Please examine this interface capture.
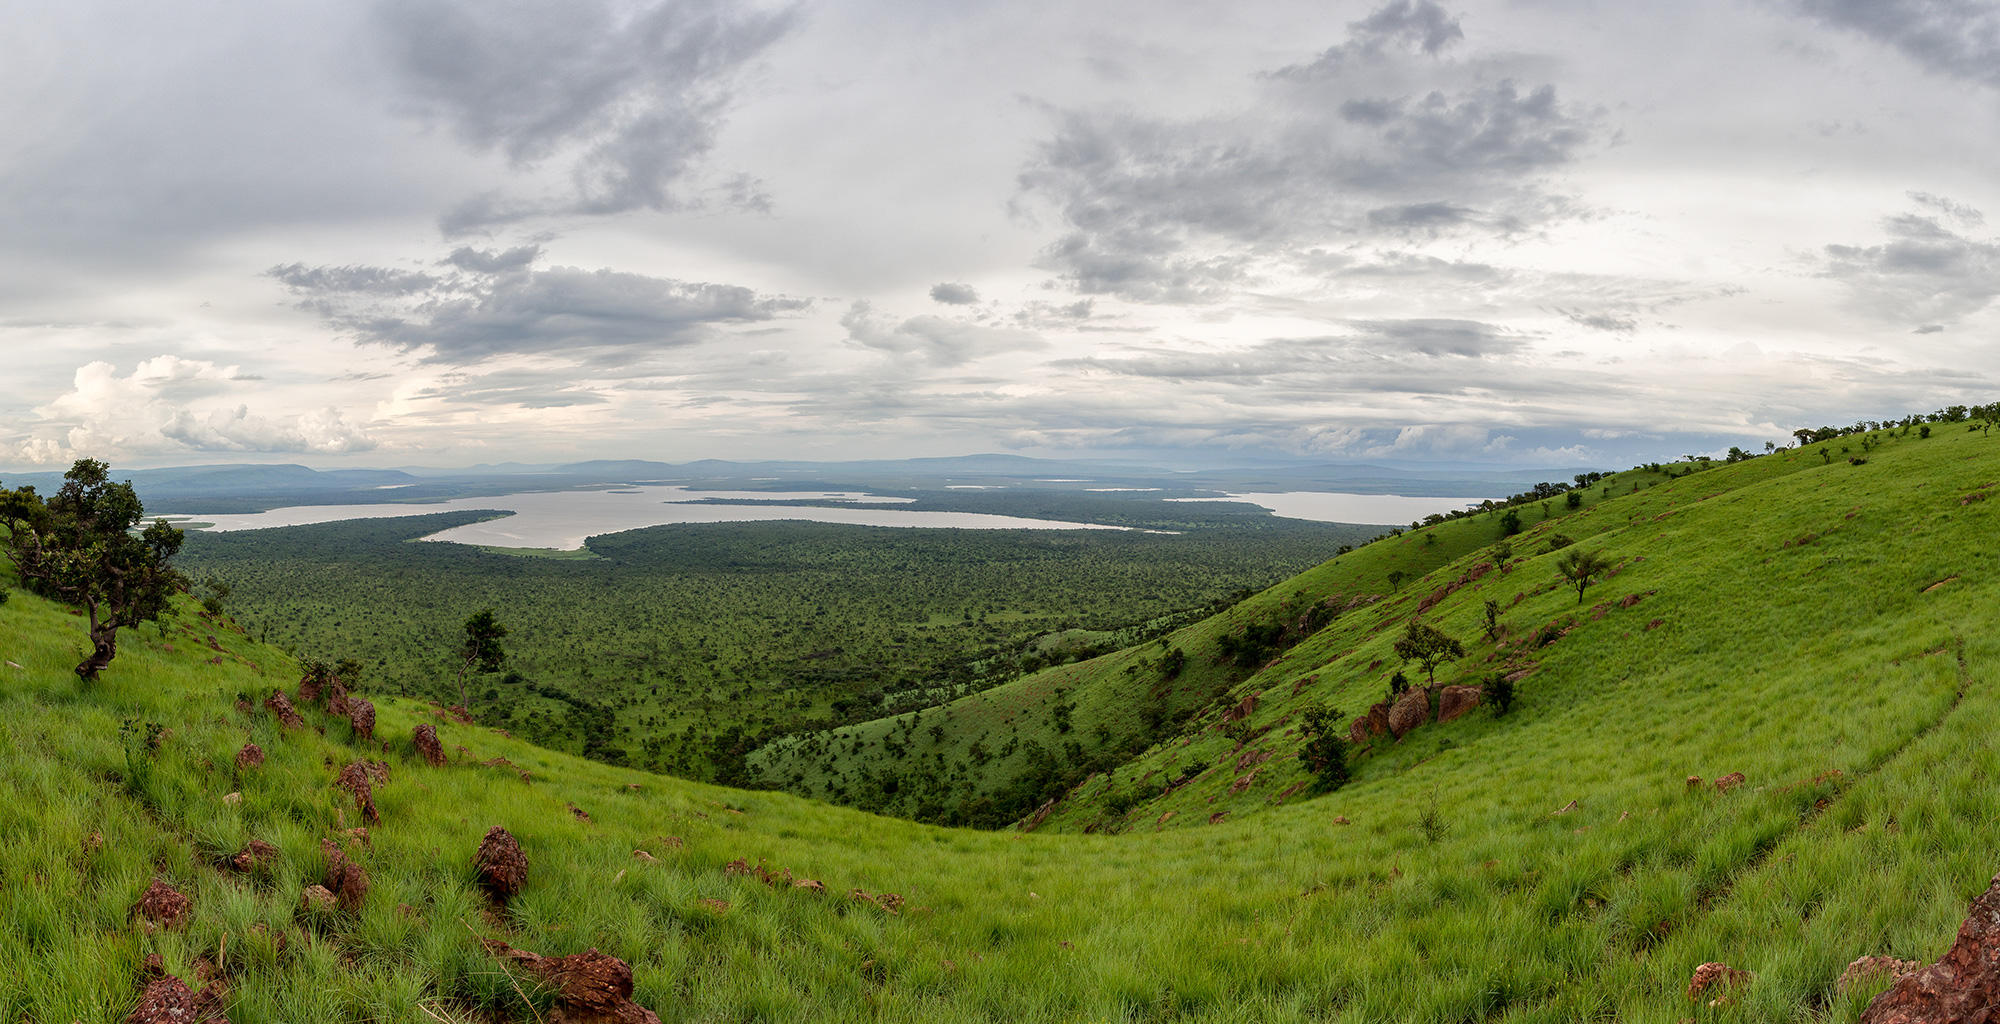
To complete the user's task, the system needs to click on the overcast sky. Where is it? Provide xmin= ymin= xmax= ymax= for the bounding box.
xmin=3 ymin=0 xmax=1997 ymax=471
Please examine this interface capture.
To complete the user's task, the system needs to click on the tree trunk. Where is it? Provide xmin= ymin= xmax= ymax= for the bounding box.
xmin=76 ymin=619 xmax=117 ymax=680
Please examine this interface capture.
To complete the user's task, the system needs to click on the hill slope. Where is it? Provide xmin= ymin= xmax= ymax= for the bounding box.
xmin=3 ymin=426 xmax=2000 ymax=1021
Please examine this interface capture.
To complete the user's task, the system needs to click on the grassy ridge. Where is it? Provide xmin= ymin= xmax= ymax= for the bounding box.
xmin=3 ymin=427 xmax=2000 ymax=1020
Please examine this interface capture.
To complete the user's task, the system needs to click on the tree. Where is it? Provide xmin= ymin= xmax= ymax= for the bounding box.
xmin=1393 ymin=620 xmax=1465 ymax=687
xmin=1482 ymin=599 xmax=1502 ymax=642
xmin=1555 ymin=548 xmax=1611 ymax=605
xmin=1 ymin=460 xmax=187 ymax=680
xmin=457 ymin=607 xmax=509 ymax=706
xmin=1386 ymin=570 xmax=1407 ymax=592
xmin=1297 ymin=705 xmax=1350 ymax=792
xmin=1498 ymin=509 xmax=1522 ymax=537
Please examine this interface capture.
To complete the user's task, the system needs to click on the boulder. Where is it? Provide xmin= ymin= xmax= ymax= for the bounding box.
xmin=264 ymin=689 xmax=305 ymax=729
xmin=133 ymin=877 xmax=191 ymax=928
xmin=1714 ymin=771 xmax=1746 ymax=793
xmin=413 ymin=724 xmax=446 ymax=767
xmin=1437 ymin=685 xmax=1483 ymax=723
xmin=234 ymin=742 xmax=263 ymax=770
xmin=127 ymin=955 xmax=228 ymax=1024
xmin=1365 ymin=701 xmax=1393 ymax=737
xmin=1348 ymin=717 xmax=1370 ymax=744
xmin=1387 ymin=686 xmax=1430 ymax=738
xmin=475 ymin=826 xmax=529 ymax=904
xmin=334 ymin=762 xmax=380 ymax=824
xmin=346 ymin=697 xmax=375 ymax=740
xmin=228 ymin=839 xmax=278 ymax=873
xmin=320 ymin=838 xmax=369 ymax=912
xmin=1861 ymin=873 xmax=2000 ymax=1022
xmin=488 ymin=943 xmax=662 ymax=1024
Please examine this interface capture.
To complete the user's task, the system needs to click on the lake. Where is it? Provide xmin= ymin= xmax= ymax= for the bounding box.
xmin=1172 ymin=491 xmax=1494 ymax=525
xmin=168 ymin=486 xmax=1125 ymax=551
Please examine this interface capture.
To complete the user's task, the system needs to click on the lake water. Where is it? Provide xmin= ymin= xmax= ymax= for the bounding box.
xmin=169 ymin=485 xmax=1124 ymax=551
xmin=1172 ymin=491 xmax=1494 ymax=525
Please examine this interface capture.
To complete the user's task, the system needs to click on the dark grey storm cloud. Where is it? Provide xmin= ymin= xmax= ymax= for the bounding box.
xmin=929 ymin=282 xmax=981 ymax=305
xmin=270 ymin=248 xmax=810 ymax=361
xmin=1796 ymin=0 xmax=2000 ymax=89
xmin=1016 ymin=1 xmax=1594 ymax=302
xmin=1819 ymin=196 xmax=2000 ymax=324
xmin=377 ymin=0 xmax=795 ymax=232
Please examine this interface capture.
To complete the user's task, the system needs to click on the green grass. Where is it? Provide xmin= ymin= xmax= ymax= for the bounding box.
xmin=4 ymin=425 xmax=2000 ymax=1020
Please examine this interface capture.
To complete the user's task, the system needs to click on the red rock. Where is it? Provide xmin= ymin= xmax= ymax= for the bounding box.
xmin=133 ymin=877 xmax=191 ymax=927
xmin=1714 ymin=771 xmax=1746 ymax=793
xmin=1365 ymin=700 xmax=1393 ymax=737
xmin=264 ymin=690 xmax=305 ymax=729
xmin=234 ymin=742 xmax=263 ymax=770
xmin=1387 ymin=686 xmax=1430 ymax=738
xmin=126 ymin=964 xmax=228 ymax=1024
xmin=334 ymin=762 xmax=380 ymax=824
xmin=447 ymin=705 xmax=475 ymax=725
xmin=1620 ymin=593 xmax=1644 ymax=609
xmin=1437 ymin=685 xmax=1483 ymax=723
xmin=1841 ymin=956 xmax=1921 ymax=994
xmin=413 ymin=724 xmax=445 ymax=767
xmin=1861 ymin=874 xmax=2000 ymax=1022
xmin=228 ymin=839 xmax=278 ymax=873
xmin=320 ymin=838 xmax=369 ymax=912
xmin=1208 ymin=811 xmax=1228 ymax=825
xmin=1646 ymin=618 xmax=1665 ymax=630
xmin=475 ymin=826 xmax=529 ymax=904
xmin=1687 ymin=961 xmax=1754 ymax=1003
xmin=1348 ymin=717 xmax=1370 ymax=744
xmin=1222 ymin=693 xmax=1259 ymax=723
xmin=346 ymin=697 xmax=375 ymax=740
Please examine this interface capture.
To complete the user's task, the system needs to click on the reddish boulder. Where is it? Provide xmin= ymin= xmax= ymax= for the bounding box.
xmin=1437 ymin=685 xmax=1483 ymax=723
xmin=346 ymin=697 xmax=375 ymax=740
xmin=1348 ymin=717 xmax=1370 ymax=744
xmin=487 ymin=943 xmax=661 ymax=1024
xmin=228 ymin=839 xmax=278 ymax=873
xmin=1620 ymin=593 xmax=1645 ymax=609
xmin=475 ymin=826 xmax=529 ymax=904
xmin=1714 ymin=771 xmax=1746 ymax=793
xmin=1387 ymin=686 xmax=1430 ymax=738
xmin=413 ymin=724 xmax=446 ymax=767
xmin=1861 ymin=873 xmax=2000 ymax=1022
xmin=334 ymin=762 xmax=380 ymax=824
xmin=234 ymin=742 xmax=263 ymax=770
xmin=133 ymin=877 xmax=191 ymax=928
xmin=296 ymin=673 xmax=323 ymax=708
xmin=1222 ymin=693 xmax=1259 ymax=723
xmin=263 ymin=690 xmax=305 ymax=729
xmin=1365 ymin=701 xmax=1393 ymax=737
xmin=447 ymin=705 xmax=475 ymax=725
xmin=320 ymin=838 xmax=369 ymax=912
xmin=127 ymin=955 xmax=228 ymax=1024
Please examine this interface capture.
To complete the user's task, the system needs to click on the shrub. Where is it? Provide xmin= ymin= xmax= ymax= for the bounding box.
xmin=1487 ymin=673 xmax=1516 ymax=716
xmin=1298 ymin=705 xmax=1350 ymax=792
xmin=1565 ymin=491 xmax=1582 ymax=509
xmin=1499 ymin=509 xmax=1522 ymax=537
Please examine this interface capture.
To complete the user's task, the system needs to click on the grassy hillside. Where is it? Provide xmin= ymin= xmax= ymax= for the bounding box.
xmin=4 ymin=425 xmax=2000 ymax=1021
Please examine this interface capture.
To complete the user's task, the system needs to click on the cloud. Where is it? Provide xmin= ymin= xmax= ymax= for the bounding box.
xmin=1795 ymin=0 xmax=2000 ymax=90
xmin=270 ymin=248 xmax=810 ymax=362
xmin=1818 ymin=197 xmax=2000 ymax=324
xmin=840 ymin=301 xmax=1048 ymax=366
xmin=1015 ymin=1 xmax=1595 ymax=302
xmin=376 ymin=0 xmax=797 ymax=231
xmin=929 ymin=282 xmax=981 ymax=305
xmin=21 ymin=358 xmax=378 ymax=460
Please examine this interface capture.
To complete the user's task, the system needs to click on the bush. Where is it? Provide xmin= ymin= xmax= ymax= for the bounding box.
xmin=1487 ymin=674 xmax=1516 ymax=716
xmin=1499 ymin=509 xmax=1522 ymax=537
xmin=1565 ymin=491 xmax=1582 ymax=509
xmin=1298 ymin=705 xmax=1350 ymax=792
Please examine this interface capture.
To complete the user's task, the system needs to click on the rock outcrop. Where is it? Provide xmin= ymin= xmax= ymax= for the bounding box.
xmin=487 ymin=942 xmax=662 ymax=1024
xmin=1387 ymin=686 xmax=1430 ymax=738
xmin=1437 ymin=685 xmax=1483 ymax=723
xmin=346 ymin=697 xmax=375 ymax=740
xmin=133 ymin=877 xmax=191 ymax=928
xmin=334 ymin=761 xmax=380 ymax=824
xmin=413 ymin=723 xmax=446 ymax=767
xmin=1365 ymin=701 xmax=1393 ymax=737
xmin=227 ymin=839 xmax=278 ymax=873
xmin=264 ymin=689 xmax=305 ymax=729
xmin=234 ymin=742 xmax=263 ymax=770
xmin=321 ymin=838 xmax=369 ymax=912
xmin=1861 ymin=873 xmax=2000 ymax=1022
xmin=128 ymin=954 xmax=228 ymax=1024
xmin=475 ymin=826 xmax=529 ymax=904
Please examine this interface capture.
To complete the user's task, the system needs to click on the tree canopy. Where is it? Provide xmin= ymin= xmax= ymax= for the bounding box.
xmin=1392 ymin=620 xmax=1464 ymax=687
xmin=1555 ymin=548 xmax=1612 ymax=605
xmin=1 ymin=459 xmax=186 ymax=679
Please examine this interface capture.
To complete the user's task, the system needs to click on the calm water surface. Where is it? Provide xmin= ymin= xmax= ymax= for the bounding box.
xmin=170 ymin=486 xmax=1123 ymax=550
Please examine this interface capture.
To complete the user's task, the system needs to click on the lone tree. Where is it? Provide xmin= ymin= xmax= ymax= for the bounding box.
xmin=1393 ymin=620 xmax=1465 ymax=687
xmin=457 ymin=607 xmax=509 ymax=706
xmin=1555 ymin=547 xmax=1612 ymax=604
xmin=1 ymin=459 xmax=186 ymax=680
xmin=1297 ymin=705 xmax=1350 ymax=792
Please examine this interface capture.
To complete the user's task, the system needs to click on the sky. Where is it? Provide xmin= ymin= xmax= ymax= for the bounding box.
xmin=3 ymin=0 xmax=1998 ymax=472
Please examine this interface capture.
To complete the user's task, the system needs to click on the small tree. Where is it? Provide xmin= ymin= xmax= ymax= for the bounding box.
xmin=1 ymin=460 xmax=186 ymax=680
xmin=1393 ymin=621 xmax=1465 ymax=687
xmin=1298 ymin=705 xmax=1351 ymax=792
xmin=1555 ymin=548 xmax=1611 ymax=604
xmin=1387 ymin=570 xmax=1407 ymax=592
xmin=457 ymin=607 xmax=509 ymax=706
xmin=1482 ymin=599 xmax=1502 ymax=642
xmin=1498 ymin=509 xmax=1522 ymax=537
